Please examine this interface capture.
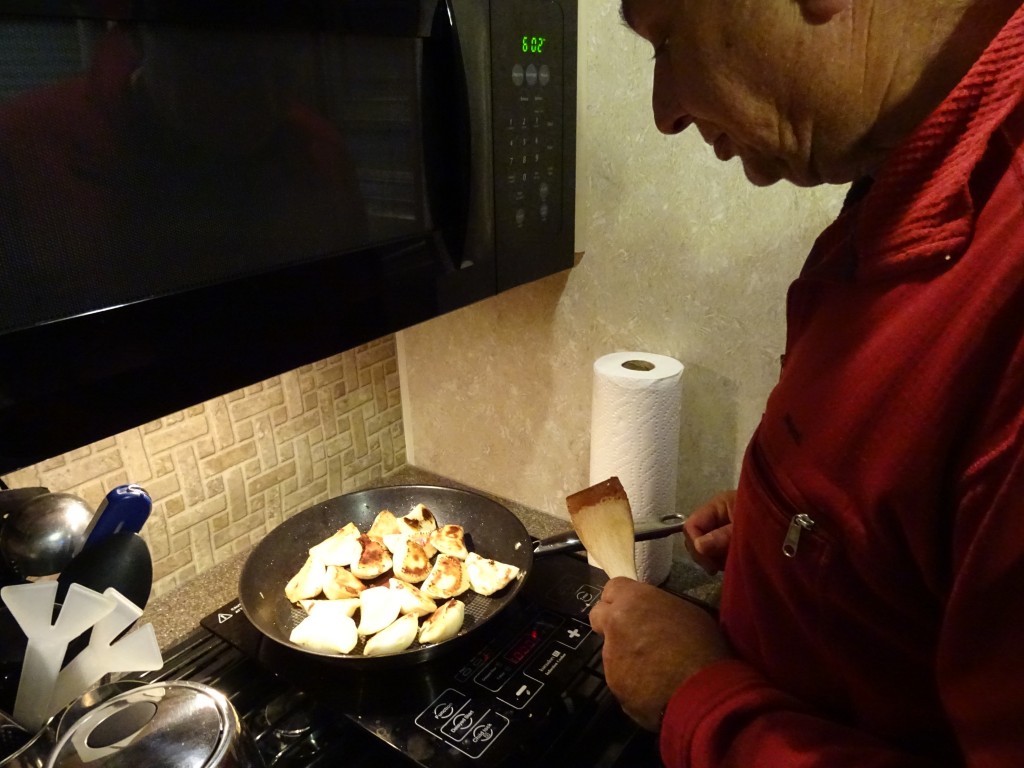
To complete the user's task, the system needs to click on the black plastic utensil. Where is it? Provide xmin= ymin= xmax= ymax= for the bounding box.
xmin=55 ymin=532 xmax=153 ymax=669
xmin=56 ymin=532 xmax=152 ymax=610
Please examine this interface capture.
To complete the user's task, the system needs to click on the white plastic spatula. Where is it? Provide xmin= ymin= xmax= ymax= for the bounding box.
xmin=1 ymin=581 xmax=116 ymax=731
xmin=48 ymin=588 xmax=163 ymax=715
xmin=565 ymin=476 xmax=638 ymax=580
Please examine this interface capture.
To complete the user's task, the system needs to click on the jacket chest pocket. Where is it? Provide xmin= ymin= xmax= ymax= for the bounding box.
xmin=721 ymin=438 xmax=843 ymax=706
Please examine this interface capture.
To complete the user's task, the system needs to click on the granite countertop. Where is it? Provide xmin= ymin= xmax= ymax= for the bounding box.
xmin=142 ymin=465 xmax=722 ymax=650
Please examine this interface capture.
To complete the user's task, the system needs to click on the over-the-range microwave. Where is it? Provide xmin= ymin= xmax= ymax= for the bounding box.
xmin=0 ymin=0 xmax=578 ymax=474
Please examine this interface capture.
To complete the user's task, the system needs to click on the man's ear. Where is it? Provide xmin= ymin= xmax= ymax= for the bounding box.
xmin=798 ymin=0 xmax=852 ymax=24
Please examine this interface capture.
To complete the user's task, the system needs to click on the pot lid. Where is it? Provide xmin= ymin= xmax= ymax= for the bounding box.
xmin=48 ymin=681 xmax=232 ymax=768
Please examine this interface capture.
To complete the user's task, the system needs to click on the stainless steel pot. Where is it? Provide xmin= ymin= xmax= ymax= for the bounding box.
xmin=45 ymin=681 xmax=263 ymax=768
xmin=0 ymin=712 xmax=55 ymax=768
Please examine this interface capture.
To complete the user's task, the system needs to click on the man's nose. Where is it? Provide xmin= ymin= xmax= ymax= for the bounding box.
xmin=652 ymin=70 xmax=691 ymax=135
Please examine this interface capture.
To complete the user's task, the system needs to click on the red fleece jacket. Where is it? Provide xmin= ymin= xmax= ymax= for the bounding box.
xmin=661 ymin=7 xmax=1024 ymax=767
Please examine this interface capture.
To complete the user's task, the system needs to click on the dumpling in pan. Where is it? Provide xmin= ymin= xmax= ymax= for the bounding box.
xmin=350 ymin=535 xmax=393 ymax=580
xmin=367 ymin=509 xmax=401 ymax=539
xmin=364 ymin=613 xmax=420 ymax=657
xmin=418 ymin=599 xmax=465 ymax=645
xmin=421 ymin=554 xmax=470 ymax=600
xmin=289 ymin=601 xmax=358 ymax=654
xmin=298 ymin=597 xmax=359 ymax=616
xmin=397 ymin=503 xmax=438 ymax=536
xmin=383 ymin=532 xmax=437 ymax=560
xmin=428 ymin=524 xmax=469 ymax=560
xmin=322 ymin=566 xmax=367 ymax=600
xmin=465 ymin=552 xmax=521 ymax=596
xmin=357 ymin=585 xmax=402 ymax=636
xmin=391 ymin=536 xmax=432 ymax=583
xmin=309 ymin=523 xmax=361 ymax=566
xmin=285 ymin=556 xmax=326 ymax=602
xmin=308 ymin=597 xmax=359 ymax=620
xmin=388 ymin=578 xmax=437 ymax=618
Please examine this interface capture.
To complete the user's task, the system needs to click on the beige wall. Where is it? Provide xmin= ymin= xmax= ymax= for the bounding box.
xmin=397 ymin=3 xmax=849 ymax=521
xmin=3 ymin=337 xmax=406 ymax=597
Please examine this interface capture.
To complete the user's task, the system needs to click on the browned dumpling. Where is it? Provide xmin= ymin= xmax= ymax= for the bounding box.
xmin=309 ymin=522 xmax=361 ymax=566
xmin=428 ymin=524 xmax=469 ymax=560
xmin=350 ymin=534 xmax=393 ymax=580
xmin=421 ymin=554 xmax=470 ymax=600
xmin=391 ymin=536 xmax=432 ymax=583
xmin=465 ymin=552 xmax=521 ymax=596
xmin=285 ymin=556 xmax=326 ymax=602
xmin=367 ymin=509 xmax=401 ymax=539
xmin=397 ymin=503 xmax=438 ymax=536
xmin=384 ymin=532 xmax=437 ymax=560
xmin=322 ymin=565 xmax=367 ymax=600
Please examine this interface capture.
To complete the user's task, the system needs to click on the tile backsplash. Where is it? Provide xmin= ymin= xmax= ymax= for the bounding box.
xmin=2 ymin=336 xmax=406 ymax=597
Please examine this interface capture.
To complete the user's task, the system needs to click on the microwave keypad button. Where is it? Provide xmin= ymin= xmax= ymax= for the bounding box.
xmin=491 ymin=0 xmax=566 ymax=258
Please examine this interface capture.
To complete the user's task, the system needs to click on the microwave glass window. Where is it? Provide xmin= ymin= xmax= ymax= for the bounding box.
xmin=0 ymin=18 xmax=427 ymax=335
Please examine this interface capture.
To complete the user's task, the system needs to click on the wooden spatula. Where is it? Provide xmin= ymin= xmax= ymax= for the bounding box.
xmin=565 ymin=476 xmax=638 ymax=580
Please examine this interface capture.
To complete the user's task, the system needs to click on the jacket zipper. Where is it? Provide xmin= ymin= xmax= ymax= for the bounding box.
xmin=782 ymin=513 xmax=816 ymax=557
xmin=749 ymin=439 xmax=818 ymax=558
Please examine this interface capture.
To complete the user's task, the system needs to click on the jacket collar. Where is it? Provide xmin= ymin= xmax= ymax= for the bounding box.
xmin=810 ymin=4 xmax=1024 ymax=282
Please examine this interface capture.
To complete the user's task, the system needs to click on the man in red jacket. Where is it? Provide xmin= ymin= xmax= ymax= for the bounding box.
xmin=590 ymin=0 xmax=1024 ymax=765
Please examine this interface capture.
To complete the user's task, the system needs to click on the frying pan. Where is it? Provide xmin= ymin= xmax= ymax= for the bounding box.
xmin=239 ymin=484 xmax=684 ymax=669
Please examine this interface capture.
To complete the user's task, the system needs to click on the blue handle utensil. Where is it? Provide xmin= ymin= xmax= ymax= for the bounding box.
xmin=80 ymin=485 xmax=152 ymax=552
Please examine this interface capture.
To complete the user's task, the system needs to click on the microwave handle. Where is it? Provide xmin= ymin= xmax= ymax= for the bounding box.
xmin=429 ymin=0 xmax=494 ymax=273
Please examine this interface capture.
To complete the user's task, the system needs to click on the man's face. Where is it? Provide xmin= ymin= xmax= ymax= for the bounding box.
xmin=620 ymin=0 xmax=823 ymax=187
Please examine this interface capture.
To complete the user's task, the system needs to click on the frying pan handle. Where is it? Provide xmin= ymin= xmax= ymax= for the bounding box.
xmin=532 ymin=514 xmax=687 ymax=557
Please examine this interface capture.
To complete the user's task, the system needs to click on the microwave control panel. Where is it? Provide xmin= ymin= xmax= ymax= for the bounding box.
xmin=491 ymin=0 xmax=573 ymax=290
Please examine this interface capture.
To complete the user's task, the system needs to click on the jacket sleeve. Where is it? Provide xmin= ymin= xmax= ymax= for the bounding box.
xmin=659 ymin=660 xmax=938 ymax=768
xmin=937 ymin=331 xmax=1024 ymax=767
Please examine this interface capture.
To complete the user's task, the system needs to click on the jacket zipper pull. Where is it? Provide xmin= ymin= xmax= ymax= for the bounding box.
xmin=783 ymin=513 xmax=815 ymax=557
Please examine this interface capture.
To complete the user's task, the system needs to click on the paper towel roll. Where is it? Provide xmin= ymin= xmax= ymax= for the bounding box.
xmin=589 ymin=351 xmax=684 ymax=584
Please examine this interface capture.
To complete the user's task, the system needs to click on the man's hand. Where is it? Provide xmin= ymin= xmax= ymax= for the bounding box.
xmin=589 ymin=578 xmax=732 ymax=731
xmin=683 ymin=490 xmax=736 ymax=574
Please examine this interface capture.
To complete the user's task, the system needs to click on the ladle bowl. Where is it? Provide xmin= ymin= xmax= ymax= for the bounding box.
xmin=0 ymin=494 xmax=93 ymax=578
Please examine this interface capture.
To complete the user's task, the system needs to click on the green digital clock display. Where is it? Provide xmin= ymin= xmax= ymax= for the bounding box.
xmin=522 ymin=35 xmax=546 ymax=54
